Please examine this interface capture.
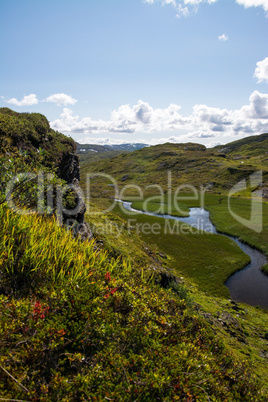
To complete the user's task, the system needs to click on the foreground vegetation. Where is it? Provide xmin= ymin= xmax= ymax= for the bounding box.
xmin=1 ymin=203 xmax=267 ymax=400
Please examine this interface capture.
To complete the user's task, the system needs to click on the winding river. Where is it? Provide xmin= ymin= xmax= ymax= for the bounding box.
xmin=120 ymin=200 xmax=268 ymax=310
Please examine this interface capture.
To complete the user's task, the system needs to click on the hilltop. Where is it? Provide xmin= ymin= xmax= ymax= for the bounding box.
xmin=80 ymin=135 xmax=268 ymax=194
xmin=0 ymin=107 xmax=79 ymax=183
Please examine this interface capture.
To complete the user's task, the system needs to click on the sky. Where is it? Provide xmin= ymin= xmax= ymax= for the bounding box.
xmin=0 ymin=0 xmax=268 ymax=147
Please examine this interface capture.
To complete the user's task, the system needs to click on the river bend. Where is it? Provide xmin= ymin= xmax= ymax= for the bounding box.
xmin=119 ymin=200 xmax=268 ymax=310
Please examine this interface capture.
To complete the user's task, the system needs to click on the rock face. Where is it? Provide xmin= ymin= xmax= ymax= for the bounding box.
xmin=57 ymin=153 xmax=80 ymax=183
xmin=56 ymin=152 xmax=93 ymax=241
xmin=62 ymin=178 xmax=93 ymax=242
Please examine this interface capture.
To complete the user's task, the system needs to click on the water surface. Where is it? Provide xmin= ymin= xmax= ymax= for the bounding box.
xmin=119 ymin=200 xmax=268 ymax=309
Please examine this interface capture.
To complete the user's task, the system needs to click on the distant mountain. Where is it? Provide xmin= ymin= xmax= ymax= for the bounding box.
xmin=76 ymin=142 xmax=148 ymax=154
xmin=76 ymin=142 xmax=149 ymax=165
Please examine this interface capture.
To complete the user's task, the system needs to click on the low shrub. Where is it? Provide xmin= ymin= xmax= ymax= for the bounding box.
xmin=0 ymin=204 xmax=265 ymax=400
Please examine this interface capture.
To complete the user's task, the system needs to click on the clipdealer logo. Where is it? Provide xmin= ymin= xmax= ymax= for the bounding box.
xmin=228 ymin=171 xmax=263 ymax=233
xmin=4 ymin=170 xmax=265 ymax=234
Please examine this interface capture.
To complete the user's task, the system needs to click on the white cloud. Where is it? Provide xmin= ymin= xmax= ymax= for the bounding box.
xmin=254 ymin=57 xmax=268 ymax=83
xmin=218 ymin=33 xmax=228 ymax=41
xmin=51 ymin=108 xmax=109 ymax=133
xmin=144 ymin=0 xmax=218 ymax=17
xmin=44 ymin=93 xmax=77 ymax=106
xmin=241 ymin=90 xmax=268 ymax=118
xmin=78 ymin=137 xmax=149 ymax=146
xmin=144 ymin=0 xmax=268 ymax=16
xmin=50 ymin=91 xmax=268 ymax=145
xmin=235 ymin=0 xmax=268 ymax=12
xmin=6 ymin=94 xmax=38 ymax=107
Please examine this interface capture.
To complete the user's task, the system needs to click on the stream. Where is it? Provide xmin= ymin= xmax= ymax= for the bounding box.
xmin=119 ymin=200 xmax=268 ymax=310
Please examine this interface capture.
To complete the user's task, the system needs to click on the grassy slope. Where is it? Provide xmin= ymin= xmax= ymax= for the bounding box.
xmin=78 ymin=148 xmax=124 ymax=166
xmin=78 ymin=134 xmax=268 ymax=396
xmin=2 ymin=203 xmax=267 ymax=400
xmin=77 ymin=143 xmax=148 ymax=166
xmin=84 ymin=199 xmax=268 ymax=393
xmin=0 ymin=107 xmax=77 ymax=177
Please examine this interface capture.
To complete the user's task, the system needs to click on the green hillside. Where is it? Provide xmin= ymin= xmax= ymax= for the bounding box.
xmin=0 ymin=107 xmax=78 ymax=183
xmin=80 ymin=136 xmax=268 ymax=195
xmin=1 ymin=202 xmax=267 ymax=400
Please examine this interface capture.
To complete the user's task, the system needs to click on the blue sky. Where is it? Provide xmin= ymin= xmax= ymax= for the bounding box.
xmin=1 ymin=0 xmax=268 ymax=146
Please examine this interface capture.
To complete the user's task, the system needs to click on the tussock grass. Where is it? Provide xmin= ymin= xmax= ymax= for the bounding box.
xmin=0 ymin=204 xmax=127 ymax=294
xmin=0 ymin=203 xmax=266 ymax=400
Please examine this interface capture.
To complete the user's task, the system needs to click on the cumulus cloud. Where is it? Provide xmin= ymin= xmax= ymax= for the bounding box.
xmin=241 ymin=90 xmax=268 ymax=118
xmin=51 ymin=108 xmax=109 ymax=134
xmin=78 ymin=137 xmax=149 ymax=146
xmin=218 ymin=33 xmax=228 ymax=41
xmin=6 ymin=94 xmax=38 ymax=107
xmin=44 ymin=93 xmax=77 ymax=106
xmin=254 ymin=57 xmax=268 ymax=83
xmin=50 ymin=91 xmax=268 ymax=145
xmin=144 ymin=0 xmax=268 ymax=15
xmin=235 ymin=0 xmax=268 ymax=12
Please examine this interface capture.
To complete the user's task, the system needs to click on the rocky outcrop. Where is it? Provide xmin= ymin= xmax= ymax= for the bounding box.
xmin=62 ymin=178 xmax=93 ymax=242
xmin=57 ymin=153 xmax=80 ymax=183
xmin=56 ymin=152 xmax=93 ymax=241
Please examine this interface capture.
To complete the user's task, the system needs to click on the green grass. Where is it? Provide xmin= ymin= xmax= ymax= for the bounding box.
xmin=1 ymin=111 xmax=268 ymax=399
xmin=0 ymin=204 xmax=124 ymax=294
xmin=0 ymin=107 xmax=77 ymax=178
xmin=85 ymin=198 xmax=268 ymax=388
xmin=128 ymin=192 xmax=268 ymax=257
xmin=111 ymin=191 xmax=268 ymax=308
xmin=261 ymin=264 xmax=268 ymax=276
xmin=1 ymin=203 xmax=266 ymax=400
xmin=113 ymin=203 xmax=250 ymax=299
